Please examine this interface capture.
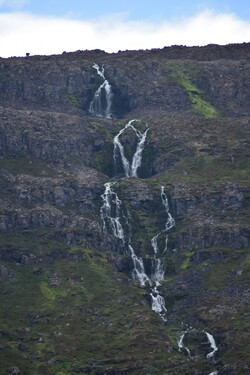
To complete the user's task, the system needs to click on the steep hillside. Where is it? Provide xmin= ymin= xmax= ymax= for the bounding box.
xmin=0 ymin=43 xmax=249 ymax=375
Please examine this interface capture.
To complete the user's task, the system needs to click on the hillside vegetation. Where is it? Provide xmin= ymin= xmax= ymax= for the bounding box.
xmin=0 ymin=43 xmax=249 ymax=375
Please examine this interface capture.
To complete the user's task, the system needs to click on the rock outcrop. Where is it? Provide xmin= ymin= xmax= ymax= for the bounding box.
xmin=0 ymin=43 xmax=249 ymax=375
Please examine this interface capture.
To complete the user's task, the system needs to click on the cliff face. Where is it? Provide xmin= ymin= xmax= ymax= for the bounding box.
xmin=0 ymin=44 xmax=249 ymax=375
xmin=1 ymin=43 xmax=250 ymax=117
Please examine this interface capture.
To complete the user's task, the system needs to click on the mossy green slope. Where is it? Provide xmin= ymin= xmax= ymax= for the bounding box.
xmin=0 ymin=237 xmax=188 ymax=375
xmin=167 ymin=61 xmax=220 ymax=118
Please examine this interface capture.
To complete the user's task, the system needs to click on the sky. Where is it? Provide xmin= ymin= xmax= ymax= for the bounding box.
xmin=0 ymin=0 xmax=250 ymax=57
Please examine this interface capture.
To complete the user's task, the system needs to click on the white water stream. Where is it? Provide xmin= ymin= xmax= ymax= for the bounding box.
xmin=100 ymin=182 xmax=125 ymax=243
xmin=177 ymin=329 xmax=218 ymax=363
xmin=129 ymin=244 xmax=151 ymax=287
xmin=100 ymin=118 xmax=220 ymax=366
xmin=100 ymin=182 xmax=150 ymax=287
xmin=113 ymin=119 xmax=149 ymax=177
xmin=89 ymin=63 xmax=113 ymax=118
xmin=100 ymin=182 xmax=174 ymax=321
xmin=205 ymin=331 xmax=219 ymax=359
xmin=148 ymin=186 xmax=176 ymax=320
xmin=161 ymin=186 xmax=175 ymax=231
xmin=177 ymin=332 xmax=192 ymax=358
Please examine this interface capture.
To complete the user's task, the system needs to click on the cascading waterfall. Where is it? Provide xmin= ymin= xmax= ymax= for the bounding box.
xmin=100 ymin=182 xmax=125 ymax=243
xmin=177 ymin=330 xmax=218 ymax=362
xmin=100 ymin=182 xmax=150 ymax=287
xmin=150 ymin=267 xmax=167 ymax=318
xmin=149 ymin=186 xmax=176 ymax=320
xmin=89 ymin=63 xmax=113 ymax=118
xmin=151 ymin=258 xmax=165 ymax=284
xmin=177 ymin=332 xmax=192 ymax=358
xmin=205 ymin=331 xmax=218 ymax=359
xmin=113 ymin=119 xmax=149 ymax=177
xmin=151 ymin=233 xmax=160 ymax=255
xmin=151 ymin=288 xmax=167 ymax=315
xmin=129 ymin=245 xmax=151 ymax=287
xmin=161 ymin=185 xmax=175 ymax=231
xmin=99 ymin=116 xmax=220 ymax=365
xmin=100 ymin=181 xmax=175 ymax=321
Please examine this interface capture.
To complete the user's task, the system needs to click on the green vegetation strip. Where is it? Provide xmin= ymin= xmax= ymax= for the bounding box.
xmin=168 ymin=62 xmax=219 ymax=118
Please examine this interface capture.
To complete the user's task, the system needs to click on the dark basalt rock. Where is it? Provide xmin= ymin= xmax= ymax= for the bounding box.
xmin=0 ymin=43 xmax=249 ymax=375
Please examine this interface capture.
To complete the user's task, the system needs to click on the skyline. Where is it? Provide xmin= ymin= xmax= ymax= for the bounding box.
xmin=0 ymin=0 xmax=250 ymax=57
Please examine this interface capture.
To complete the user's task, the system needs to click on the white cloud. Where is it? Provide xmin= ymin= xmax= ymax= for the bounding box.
xmin=0 ymin=9 xmax=250 ymax=57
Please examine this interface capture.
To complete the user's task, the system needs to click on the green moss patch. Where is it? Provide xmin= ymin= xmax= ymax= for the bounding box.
xmin=181 ymin=250 xmax=195 ymax=271
xmin=68 ymin=94 xmax=80 ymax=108
xmin=167 ymin=62 xmax=220 ymax=118
xmin=0 ymin=156 xmax=54 ymax=177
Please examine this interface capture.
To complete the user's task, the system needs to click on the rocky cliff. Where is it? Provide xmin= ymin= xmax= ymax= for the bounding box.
xmin=0 ymin=43 xmax=249 ymax=375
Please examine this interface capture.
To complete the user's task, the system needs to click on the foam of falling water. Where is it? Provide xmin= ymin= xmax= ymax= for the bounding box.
xmin=92 ymin=63 xmax=105 ymax=80
xmin=150 ymin=254 xmax=166 ymax=318
xmin=176 ymin=330 xmax=219 ymax=363
xmin=150 ymin=287 xmax=167 ymax=317
xmin=170 ymin=188 xmax=219 ymax=364
xmin=151 ymin=188 xmax=175 ymax=253
xmin=100 ymin=183 xmax=151 ymax=287
xmin=131 ymin=125 xmax=150 ymax=177
xmin=161 ymin=186 xmax=175 ymax=231
xmin=113 ymin=124 xmax=131 ymax=177
xmin=161 ymin=186 xmax=175 ymax=254
xmin=99 ymin=119 xmax=221 ymax=366
xmin=151 ymin=233 xmax=160 ymax=255
xmin=100 ymin=182 xmax=125 ymax=243
xmin=150 ymin=284 xmax=167 ymax=320
xmin=89 ymin=63 xmax=113 ymax=118
xmin=205 ymin=332 xmax=218 ymax=359
xmin=100 ymin=183 xmax=176 ymax=322
xmin=148 ymin=187 xmax=175 ymax=320
xmin=163 ymin=236 xmax=168 ymax=253
xmin=177 ymin=332 xmax=192 ymax=358
xmin=113 ymin=119 xmax=149 ymax=177
xmin=129 ymin=245 xmax=151 ymax=287
xmin=151 ymin=258 xmax=165 ymax=285
xmin=208 ymin=371 xmax=219 ymax=375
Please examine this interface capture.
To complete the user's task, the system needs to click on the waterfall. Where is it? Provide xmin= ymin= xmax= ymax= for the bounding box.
xmin=150 ymin=287 xmax=167 ymax=315
xmin=150 ymin=256 xmax=167 ymax=320
xmin=100 ymin=153 xmax=220 ymax=364
xmin=100 ymin=182 xmax=150 ymax=287
xmin=151 ymin=258 xmax=165 ymax=285
xmin=161 ymin=185 xmax=175 ymax=231
xmin=151 ymin=233 xmax=160 ymax=254
xmin=161 ymin=185 xmax=175 ymax=254
xmin=151 ymin=186 xmax=175 ymax=256
xmin=177 ymin=332 xmax=192 ymax=358
xmin=133 ymin=186 xmax=175 ymax=320
xmin=100 ymin=182 xmax=125 ymax=243
xmin=113 ymin=119 xmax=149 ymax=177
xmin=205 ymin=332 xmax=218 ymax=359
xmin=100 ymin=182 xmax=175 ymax=320
xmin=129 ymin=245 xmax=151 ymax=287
xmin=89 ymin=63 xmax=113 ymax=119
xmin=177 ymin=330 xmax=218 ymax=362
xmin=99 ymin=121 xmax=220 ymax=364
xmin=148 ymin=186 xmax=176 ymax=320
